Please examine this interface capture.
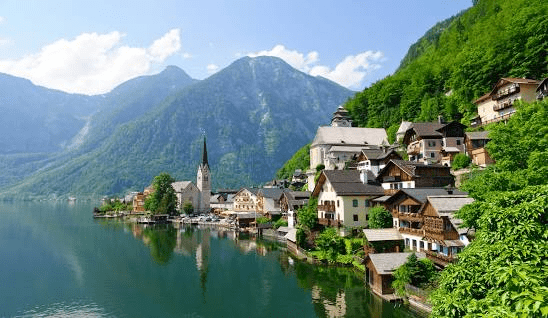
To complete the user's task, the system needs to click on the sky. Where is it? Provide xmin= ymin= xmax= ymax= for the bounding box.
xmin=0 ymin=0 xmax=472 ymax=95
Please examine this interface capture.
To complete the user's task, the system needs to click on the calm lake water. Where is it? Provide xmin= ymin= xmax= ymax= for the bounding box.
xmin=0 ymin=201 xmax=424 ymax=318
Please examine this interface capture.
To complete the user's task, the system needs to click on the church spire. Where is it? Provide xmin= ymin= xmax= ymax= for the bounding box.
xmin=201 ymin=137 xmax=208 ymax=167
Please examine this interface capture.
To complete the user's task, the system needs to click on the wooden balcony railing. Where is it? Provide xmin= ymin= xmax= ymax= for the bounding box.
xmin=493 ymin=84 xmax=519 ymax=100
xmin=424 ymin=250 xmax=455 ymax=267
xmin=399 ymin=227 xmax=424 ymax=236
xmin=318 ymin=218 xmax=341 ymax=227
xmin=493 ymin=99 xmax=515 ymax=111
xmin=317 ymin=204 xmax=335 ymax=212
xmin=480 ymin=112 xmax=515 ymax=126
xmin=397 ymin=212 xmax=422 ymax=223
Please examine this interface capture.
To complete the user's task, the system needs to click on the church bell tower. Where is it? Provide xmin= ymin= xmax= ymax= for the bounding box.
xmin=197 ymin=137 xmax=211 ymax=213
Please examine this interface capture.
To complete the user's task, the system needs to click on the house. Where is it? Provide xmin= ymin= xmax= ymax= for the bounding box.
xmin=313 ymin=170 xmax=384 ymax=231
xmin=382 ymin=188 xmax=467 ymax=252
xmin=402 ymin=120 xmax=466 ymax=165
xmin=280 ymin=191 xmax=310 ymax=228
xmin=421 ymin=195 xmax=474 ymax=267
xmin=364 ymin=252 xmax=425 ymax=296
xmin=210 ymin=193 xmax=235 ymax=214
xmin=465 ymin=131 xmax=494 ymax=166
xmin=356 ymin=147 xmax=402 ymax=178
xmin=132 ymin=185 xmax=154 ymax=213
xmin=362 ymin=228 xmax=404 ymax=255
xmin=537 ymin=78 xmax=548 ymax=100
xmin=233 ymin=188 xmax=260 ymax=213
xmin=256 ymin=188 xmax=285 ymax=219
xmin=307 ymin=106 xmax=388 ymax=190
xmin=376 ymin=159 xmax=454 ymax=195
xmin=474 ymin=77 xmax=540 ymax=127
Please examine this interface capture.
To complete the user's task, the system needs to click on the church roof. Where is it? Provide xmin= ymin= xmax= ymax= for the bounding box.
xmin=311 ymin=126 xmax=388 ymax=148
xmin=201 ymin=137 xmax=209 ymax=168
xmin=171 ymin=181 xmax=197 ymax=192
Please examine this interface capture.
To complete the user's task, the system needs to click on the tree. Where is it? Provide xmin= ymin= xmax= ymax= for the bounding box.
xmin=297 ymin=196 xmax=318 ymax=230
xmin=392 ymin=253 xmax=437 ymax=296
xmin=368 ymin=206 xmax=393 ymax=229
xmin=182 ymin=200 xmax=193 ymax=215
xmin=315 ymin=227 xmax=346 ymax=261
xmin=144 ymin=172 xmax=177 ymax=215
xmin=451 ymin=153 xmax=471 ymax=170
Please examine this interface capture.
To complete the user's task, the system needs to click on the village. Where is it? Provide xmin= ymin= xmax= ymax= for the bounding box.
xmin=97 ymin=76 xmax=548 ymax=310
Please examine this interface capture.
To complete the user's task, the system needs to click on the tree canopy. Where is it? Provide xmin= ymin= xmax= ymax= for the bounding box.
xmin=144 ymin=172 xmax=178 ymax=215
xmin=367 ymin=206 xmax=393 ymax=229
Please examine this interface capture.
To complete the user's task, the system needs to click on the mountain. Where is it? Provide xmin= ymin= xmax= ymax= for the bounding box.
xmin=0 ymin=73 xmax=101 ymax=154
xmin=344 ymin=0 xmax=548 ymax=139
xmin=0 ymin=56 xmax=353 ymax=199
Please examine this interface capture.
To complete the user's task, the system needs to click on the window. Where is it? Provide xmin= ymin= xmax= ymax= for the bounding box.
xmin=456 ymin=139 xmax=462 ymax=145
xmin=353 ymin=214 xmax=358 ymax=221
xmin=366 ymin=214 xmax=369 ymax=221
xmin=352 ymin=199 xmax=358 ymax=207
xmin=337 ymin=200 xmax=340 ymax=207
xmin=365 ymin=200 xmax=370 ymax=207
xmin=430 ymin=152 xmax=435 ymax=158
xmin=428 ymin=141 xmax=436 ymax=147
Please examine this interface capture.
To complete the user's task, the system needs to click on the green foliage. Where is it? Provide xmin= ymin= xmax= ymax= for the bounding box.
xmin=145 ymin=173 xmax=178 ymax=215
xmin=451 ymin=153 xmax=471 ymax=170
xmin=98 ymin=199 xmax=131 ymax=213
xmin=367 ymin=206 xmax=393 ymax=229
xmin=345 ymin=0 xmax=548 ymax=130
xmin=296 ymin=227 xmax=307 ymax=248
xmin=273 ymin=218 xmax=288 ymax=229
xmin=275 ymin=143 xmax=310 ymax=180
xmin=431 ymin=185 xmax=548 ymax=317
xmin=315 ymin=228 xmax=346 ymax=261
xmin=392 ymin=253 xmax=437 ymax=296
xmin=256 ymin=217 xmax=270 ymax=224
xmin=182 ymin=200 xmax=193 ymax=215
xmin=345 ymin=238 xmax=364 ymax=255
xmin=297 ymin=196 xmax=318 ymax=230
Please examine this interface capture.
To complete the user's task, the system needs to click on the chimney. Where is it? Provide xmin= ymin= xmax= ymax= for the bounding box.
xmin=360 ymin=170 xmax=368 ymax=184
xmin=438 ymin=115 xmax=444 ymax=124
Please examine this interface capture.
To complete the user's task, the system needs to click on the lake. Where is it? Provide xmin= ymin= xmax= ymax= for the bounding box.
xmin=0 ymin=201 xmax=424 ymax=317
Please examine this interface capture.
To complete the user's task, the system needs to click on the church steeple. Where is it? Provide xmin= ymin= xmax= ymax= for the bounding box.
xmin=201 ymin=137 xmax=208 ymax=167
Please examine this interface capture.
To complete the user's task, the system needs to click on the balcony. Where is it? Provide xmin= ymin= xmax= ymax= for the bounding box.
xmin=424 ymin=250 xmax=455 ymax=267
xmin=399 ymin=227 xmax=424 ymax=236
xmin=493 ymin=84 xmax=519 ymax=100
xmin=407 ymin=143 xmax=420 ymax=155
xmin=318 ymin=218 xmax=341 ymax=227
xmin=493 ymin=98 xmax=516 ymax=111
xmin=481 ymin=112 xmax=515 ymax=126
xmin=397 ymin=212 xmax=422 ymax=223
xmin=317 ymin=204 xmax=335 ymax=212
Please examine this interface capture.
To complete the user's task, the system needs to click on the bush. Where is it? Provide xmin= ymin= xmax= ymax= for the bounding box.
xmin=452 ymin=153 xmax=471 ymax=170
xmin=273 ymin=218 xmax=288 ymax=229
xmin=256 ymin=217 xmax=270 ymax=224
xmin=368 ymin=206 xmax=393 ymax=228
xmin=315 ymin=228 xmax=346 ymax=261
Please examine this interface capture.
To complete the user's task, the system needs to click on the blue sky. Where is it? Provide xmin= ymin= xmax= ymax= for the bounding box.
xmin=0 ymin=0 xmax=471 ymax=95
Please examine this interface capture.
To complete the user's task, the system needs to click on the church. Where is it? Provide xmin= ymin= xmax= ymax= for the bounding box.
xmin=171 ymin=137 xmax=211 ymax=213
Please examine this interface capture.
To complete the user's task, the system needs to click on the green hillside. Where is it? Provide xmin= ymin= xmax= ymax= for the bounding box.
xmin=346 ymin=0 xmax=548 ymax=137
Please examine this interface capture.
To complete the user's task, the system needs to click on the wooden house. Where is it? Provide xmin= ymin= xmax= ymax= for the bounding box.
xmin=465 ymin=131 xmax=494 ymax=166
xmin=280 ymin=191 xmax=310 ymax=227
xmin=256 ymin=188 xmax=284 ymax=219
xmin=376 ymin=159 xmax=454 ymax=195
xmin=356 ymin=147 xmax=402 ymax=177
xmin=364 ymin=252 xmax=425 ymax=295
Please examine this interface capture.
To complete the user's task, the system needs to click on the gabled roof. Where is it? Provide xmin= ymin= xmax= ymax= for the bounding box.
xmin=363 ymin=228 xmax=403 ymax=242
xmin=360 ymin=148 xmax=401 ymax=161
xmin=283 ymin=191 xmax=311 ymax=201
xmin=474 ymin=92 xmax=492 ymax=104
xmin=384 ymin=188 xmax=467 ymax=205
xmin=536 ymin=78 xmax=548 ymax=92
xmin=234 ymin=187 xmax=260 ymax=197
xmin=378 ymin=160 xmax=450 ymax=180
xmin=257 ymin=188 xmax=285 ymax=199
xmin=171 ymin=181 xmax=197 ymax=192
xmin=465 ymin=131 xmax=490 ymax=140
xmin=396 ymin=121 xmax=413 ymax=135
xmin=427 ymin=195 xmax=474 ymax=214
xmin=313 ymin=170 xmax=384 ymax=197
xmin=405 ymin=122 xmax=444 ymax=139
xmin=367 ymin=252 xmax=425 ymax=275
xmin=311 ymin=126 xmax=388 ymax=147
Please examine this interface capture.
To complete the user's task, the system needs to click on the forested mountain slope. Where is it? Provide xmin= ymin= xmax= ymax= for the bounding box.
xmin=345 ymin=0 xmax=548 ymax=140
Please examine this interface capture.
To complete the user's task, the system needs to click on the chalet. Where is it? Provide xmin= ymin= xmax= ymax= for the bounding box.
xmin=362 ymin=228 xmax=404 ymax=255
xmin=376 ymin=160 xmax=454 ymax=195
xmin=402 ymin=120 xmax=466 ymax=165
xmin=307 ymin=106 xmax=388 ymax=190
xmin=364 ymin=252 xmax=425 ymax=296
xmin=280 ymin=191 xmax=310 ymax=228
xmin=537 ymin=78 xmax=548 ymax=100
xmin=421 ymin=195 xmax=474 ymax=267
xmin=132 ymin=185 xmax=154 ymax=213
xmin=356 ymin=147 xmax=402 ymax=178
xmin=313 ymin=170 xmax=384 ymax=231
xmin=233 ymin=188 xmax=260 ymax=213
xmin=465 ymin=131 xmax=494 ymax=166
xmin=382 ymin=188 xmax=467 ymax=252
xmin=474 ymin=77 xmax=540 ymax=127
xmin=256 ymin=188 xmax=284 ymax=219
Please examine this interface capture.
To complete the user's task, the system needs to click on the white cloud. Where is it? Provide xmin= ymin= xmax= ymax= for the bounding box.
xmin=247 ymin=45 xmax=384 ymax=89
xmin=0 ymin=17 xmax=5 ymax=23
xmin=182 ymin=52 xmax=192 ymax=59
xmin=207 ymin=64 xmax=219 ymax=74
xmin=0 ymin=29 xmax=182 ymax=95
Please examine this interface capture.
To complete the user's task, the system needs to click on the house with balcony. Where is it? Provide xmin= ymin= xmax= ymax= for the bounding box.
xmin=280 ymin=191 xmax=310 ymax=228
xmin=356 ymin=147 xmax=402 ymax=178
xmin=473 ymin=77 xmax=540 ymax=127
xmin=233 ymin=188 xmax=260 ymax=213
xmin=402 ymin=120 xmax=466 ymax=165
xmin=256 ymin=188 xmax=285 ymax=219
xmin=376 ymin=159 xmax=454 ymax=195
xmin=313 ymin=170 xmax=384 ymax=231
xmin=537 ymin=78 xmax=548 ymax=100
xmin=465 ymin=131 xmax=494 ymax=166
xmin=381 ymin=188 xmax=467 ymax=253
xmin=421 ymin=195 xmax=474 ymax=267
xmin=307 ymin=106 xmax=388 ymax=190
